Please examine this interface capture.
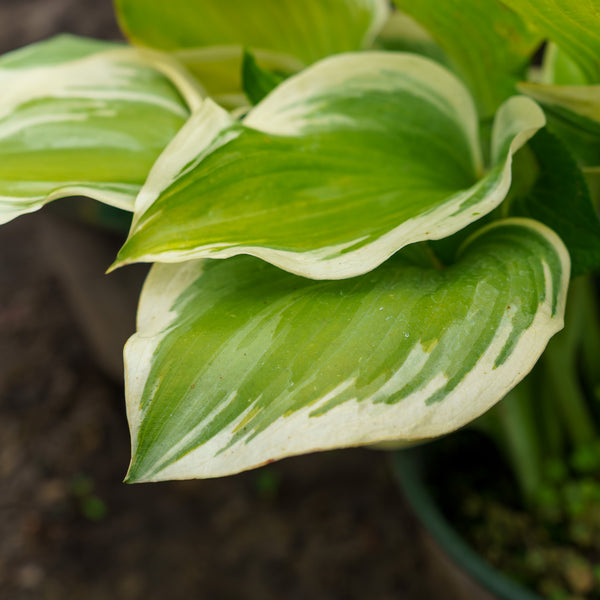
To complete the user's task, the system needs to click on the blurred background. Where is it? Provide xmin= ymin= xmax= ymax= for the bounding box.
xmin=0 ymin=1 xmax=444 ymax=598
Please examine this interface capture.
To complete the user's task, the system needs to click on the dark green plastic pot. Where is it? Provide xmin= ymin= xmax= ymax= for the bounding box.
xmin=392 ymin=448 xmax=544 ymax=600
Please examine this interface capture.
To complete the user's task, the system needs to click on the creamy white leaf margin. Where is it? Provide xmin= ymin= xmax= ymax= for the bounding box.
xmin=517 ymin=82 xmax=600 ymax=126
xmin=116 ymin=52 xmax=545 ymax=280
xmin=0 ymin=40 xmax=197 ymax=224
xmin=130 ymin=98 xmax=236 ymax=224
xmin=244 ymin=52 xmax=482 ymax=165
xmin=124 ymin=218 xmax=569 ymax=480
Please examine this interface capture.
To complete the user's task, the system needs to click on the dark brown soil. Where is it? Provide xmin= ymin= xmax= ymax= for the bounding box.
xmin=0 ymin=3 xmax=444 ymax=598
xmin=0 ymin=0 xmax=124 ymax=54
xmin=0 ymin=216 xmax=443 ymax=600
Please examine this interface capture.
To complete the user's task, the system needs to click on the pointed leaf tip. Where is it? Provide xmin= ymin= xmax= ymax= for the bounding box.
xmin=117 ymin=54 xmax=545 ymax=279
xmin=124 ymin=218 xmax=569 ymax=480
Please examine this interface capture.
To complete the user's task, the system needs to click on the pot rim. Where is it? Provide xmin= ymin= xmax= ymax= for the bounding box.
xmin=392 ymin=447 xmax=544 ymax=600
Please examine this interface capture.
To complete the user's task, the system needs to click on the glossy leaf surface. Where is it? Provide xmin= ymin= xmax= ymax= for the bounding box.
xmin=124 ymin=219 xmax=569 ymax=481
xmin=115 ymin=52 xmax=545 ymax=279
xmin=0 ymin=35 xmax=191 ymax=224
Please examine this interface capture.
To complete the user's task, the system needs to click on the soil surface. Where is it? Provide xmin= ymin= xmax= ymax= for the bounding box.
xmin=436 ymin=432 xmax=600 ymax=599
xmin=0 ymin=220 xmax=440 ymax=600
xmin=0 ymin=2 xmax=445 ymax=598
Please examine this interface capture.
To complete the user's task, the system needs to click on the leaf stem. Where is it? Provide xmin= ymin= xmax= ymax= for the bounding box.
xmin=490 ymin=378 xmax=545 ymax=504
xmin=542 ymin=279 xmax=597 ymax=448
xmin=473 ymin=277 xmax=600 ymax=505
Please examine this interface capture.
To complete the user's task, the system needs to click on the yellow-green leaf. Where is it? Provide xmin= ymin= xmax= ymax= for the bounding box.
xmin=114 ymin=52 xmax=545 ymax=280
xmin=124 ymin=218 xmax=569 ymax=481
xmin=501 ymin=0 xmax=600 ymax=85
xmin=0 ymin=35 xmax=194 ymax=224
xmin=114 ymin=0 xmax=389 ymax=64
xmin=114 ymin=0 xmax=390 ymax=107
xmin=392 ymin=0 xmax=541 ymax=117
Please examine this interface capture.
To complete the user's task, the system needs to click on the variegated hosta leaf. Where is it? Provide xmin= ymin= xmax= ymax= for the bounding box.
xmin=115 ymin=0 xmax=390 ymax=64
xmin=509 ymin=130 xmax=600 ymax=277
xmin=392 ymin=0 xmax=541 ymax=117
xmin=521 ymin=43 xmax=600 ymax=169
xmin=517 ymin=82 xmax=600 ymax=168
xmin=124 ymin=218 xmax=569 ymax=481
xmin=541 ymin=44 xmax=589 ymax=87
xmin=114 ymin=0 xmax=389 ymax=107
xmin=0 ymin=35 xmax=195 ymax=225
xmin=500 ymin=0 xmax=600 ymax=85
xmin=374 ymin=11 xmax=449 ymax=68
xmin=114 ymin=52 xmax=545 ymax=280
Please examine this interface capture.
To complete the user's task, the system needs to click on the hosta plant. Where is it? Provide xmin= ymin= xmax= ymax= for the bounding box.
xmin=1 ymin=0 xmax=600 ymax=504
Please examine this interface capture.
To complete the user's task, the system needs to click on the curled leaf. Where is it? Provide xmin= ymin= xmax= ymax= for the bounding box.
xmin=0 ymin=35 xmax=193 ymax=224
xmin=124 ymin=218 xmax=569 ymax=481
xmin=115 ymin=52 xmax=545 ymax=279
